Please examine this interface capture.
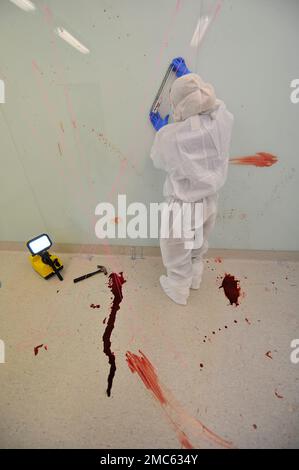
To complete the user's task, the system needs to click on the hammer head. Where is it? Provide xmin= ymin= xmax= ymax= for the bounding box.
xmin=97 ymin=265 xmax=108 ymax=275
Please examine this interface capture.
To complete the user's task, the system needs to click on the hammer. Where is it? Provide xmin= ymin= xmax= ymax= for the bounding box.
xmin=73 ymin=265 xmax=108 ymax=283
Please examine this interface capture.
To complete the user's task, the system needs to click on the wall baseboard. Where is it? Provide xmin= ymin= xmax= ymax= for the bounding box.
xmin=0 ymin=241 xmax=299 ymax=261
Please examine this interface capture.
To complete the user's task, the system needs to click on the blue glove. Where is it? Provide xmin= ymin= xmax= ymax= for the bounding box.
xmin=149 ymin=111 xmax=169 ymax=131
xmin=171 ymin=57 xmax=191 ymax=78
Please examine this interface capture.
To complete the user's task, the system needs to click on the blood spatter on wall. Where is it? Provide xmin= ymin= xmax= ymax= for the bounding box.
xmin=230 ymin=152 xmax=278 ymax=167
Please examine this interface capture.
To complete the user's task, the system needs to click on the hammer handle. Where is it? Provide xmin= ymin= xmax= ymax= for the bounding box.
xmin=73 ymin=270 xmax=100 ymax=283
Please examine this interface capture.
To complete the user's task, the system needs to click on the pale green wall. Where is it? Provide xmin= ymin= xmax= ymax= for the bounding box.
xmin=0 ymin=0 xmax=298 ymax=249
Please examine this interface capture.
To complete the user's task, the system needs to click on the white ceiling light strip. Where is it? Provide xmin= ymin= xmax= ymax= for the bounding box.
xmin=55 ymin=27 xmax=90 ymax=54
xmin=9 ymin=0 xmax=36 ymax=12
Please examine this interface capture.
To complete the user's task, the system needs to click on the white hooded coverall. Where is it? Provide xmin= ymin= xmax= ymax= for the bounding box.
xmin=150 ymin=73 xmax=234 ymax=305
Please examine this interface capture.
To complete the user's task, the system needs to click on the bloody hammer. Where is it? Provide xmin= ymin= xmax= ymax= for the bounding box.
xmin=73 ymin=265 xmax=108 ymax=283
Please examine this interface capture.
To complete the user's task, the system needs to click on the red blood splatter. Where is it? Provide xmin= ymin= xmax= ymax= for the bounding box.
xmin=253 ymin=424 xmax=257 ymax=430
xmin=230 ymin=152 xmax=278 ymax=168
xmin=214 ymin=257 xmax=222 ymax=263
xmin=234 ymin=320 xmax=238 ymax=324
xmin=34 ymin=344 xmax=43 ymax=356
xmin=90 ymin=304 xmax=95 ymax=308
xmin=266 ymin=351 xmax=273 ymax=360
xmin=245 ymin=318 xmax=251 ymax=325
xmin=126 ymin=351 xmax=167 ymax=405
xmin=103 ymin=317 xmax=106 ymax=324
xmin=220 ymin=274 xmax=241 ymax=306
xmin=200 ymin=363 xmax=204 ymax=369
xmin=275 ymin=390 xmax=284 ymax=399
xmin=32 ymin=60 xmax=43 ymax=75
xmin=42 ymin=5 xmax=53 ymax=22
xmin=44 ymin=345 xmax=48 ymax=351
xmin=103 ymin=272 xmax=126 ymax=397
xmin=178 ymin=431 xmax=193 ymax=449
xmin=175 ymin=0 xmax=182 ymax=14
xmin=126 ymin=350 xmax=232 ymax=449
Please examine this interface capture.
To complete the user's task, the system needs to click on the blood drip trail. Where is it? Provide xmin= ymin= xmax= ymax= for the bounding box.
xmin=126 ymin=350 xmax=232 ymax=449
xmin=230 ymin=152 xmax=278 ymax=168
xmin=103 ymin=272 xmax=126 ymax=397
xmin=220 ymin=274 xmax=241 ymax=306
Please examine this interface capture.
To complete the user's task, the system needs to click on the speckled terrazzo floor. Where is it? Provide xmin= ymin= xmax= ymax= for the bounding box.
xmin=0 ymin=250 xmax=298 ymax=448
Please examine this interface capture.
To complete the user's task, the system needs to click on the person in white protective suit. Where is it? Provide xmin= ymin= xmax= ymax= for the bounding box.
xmin=149 ymin=57 xmax=234 ymax=306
